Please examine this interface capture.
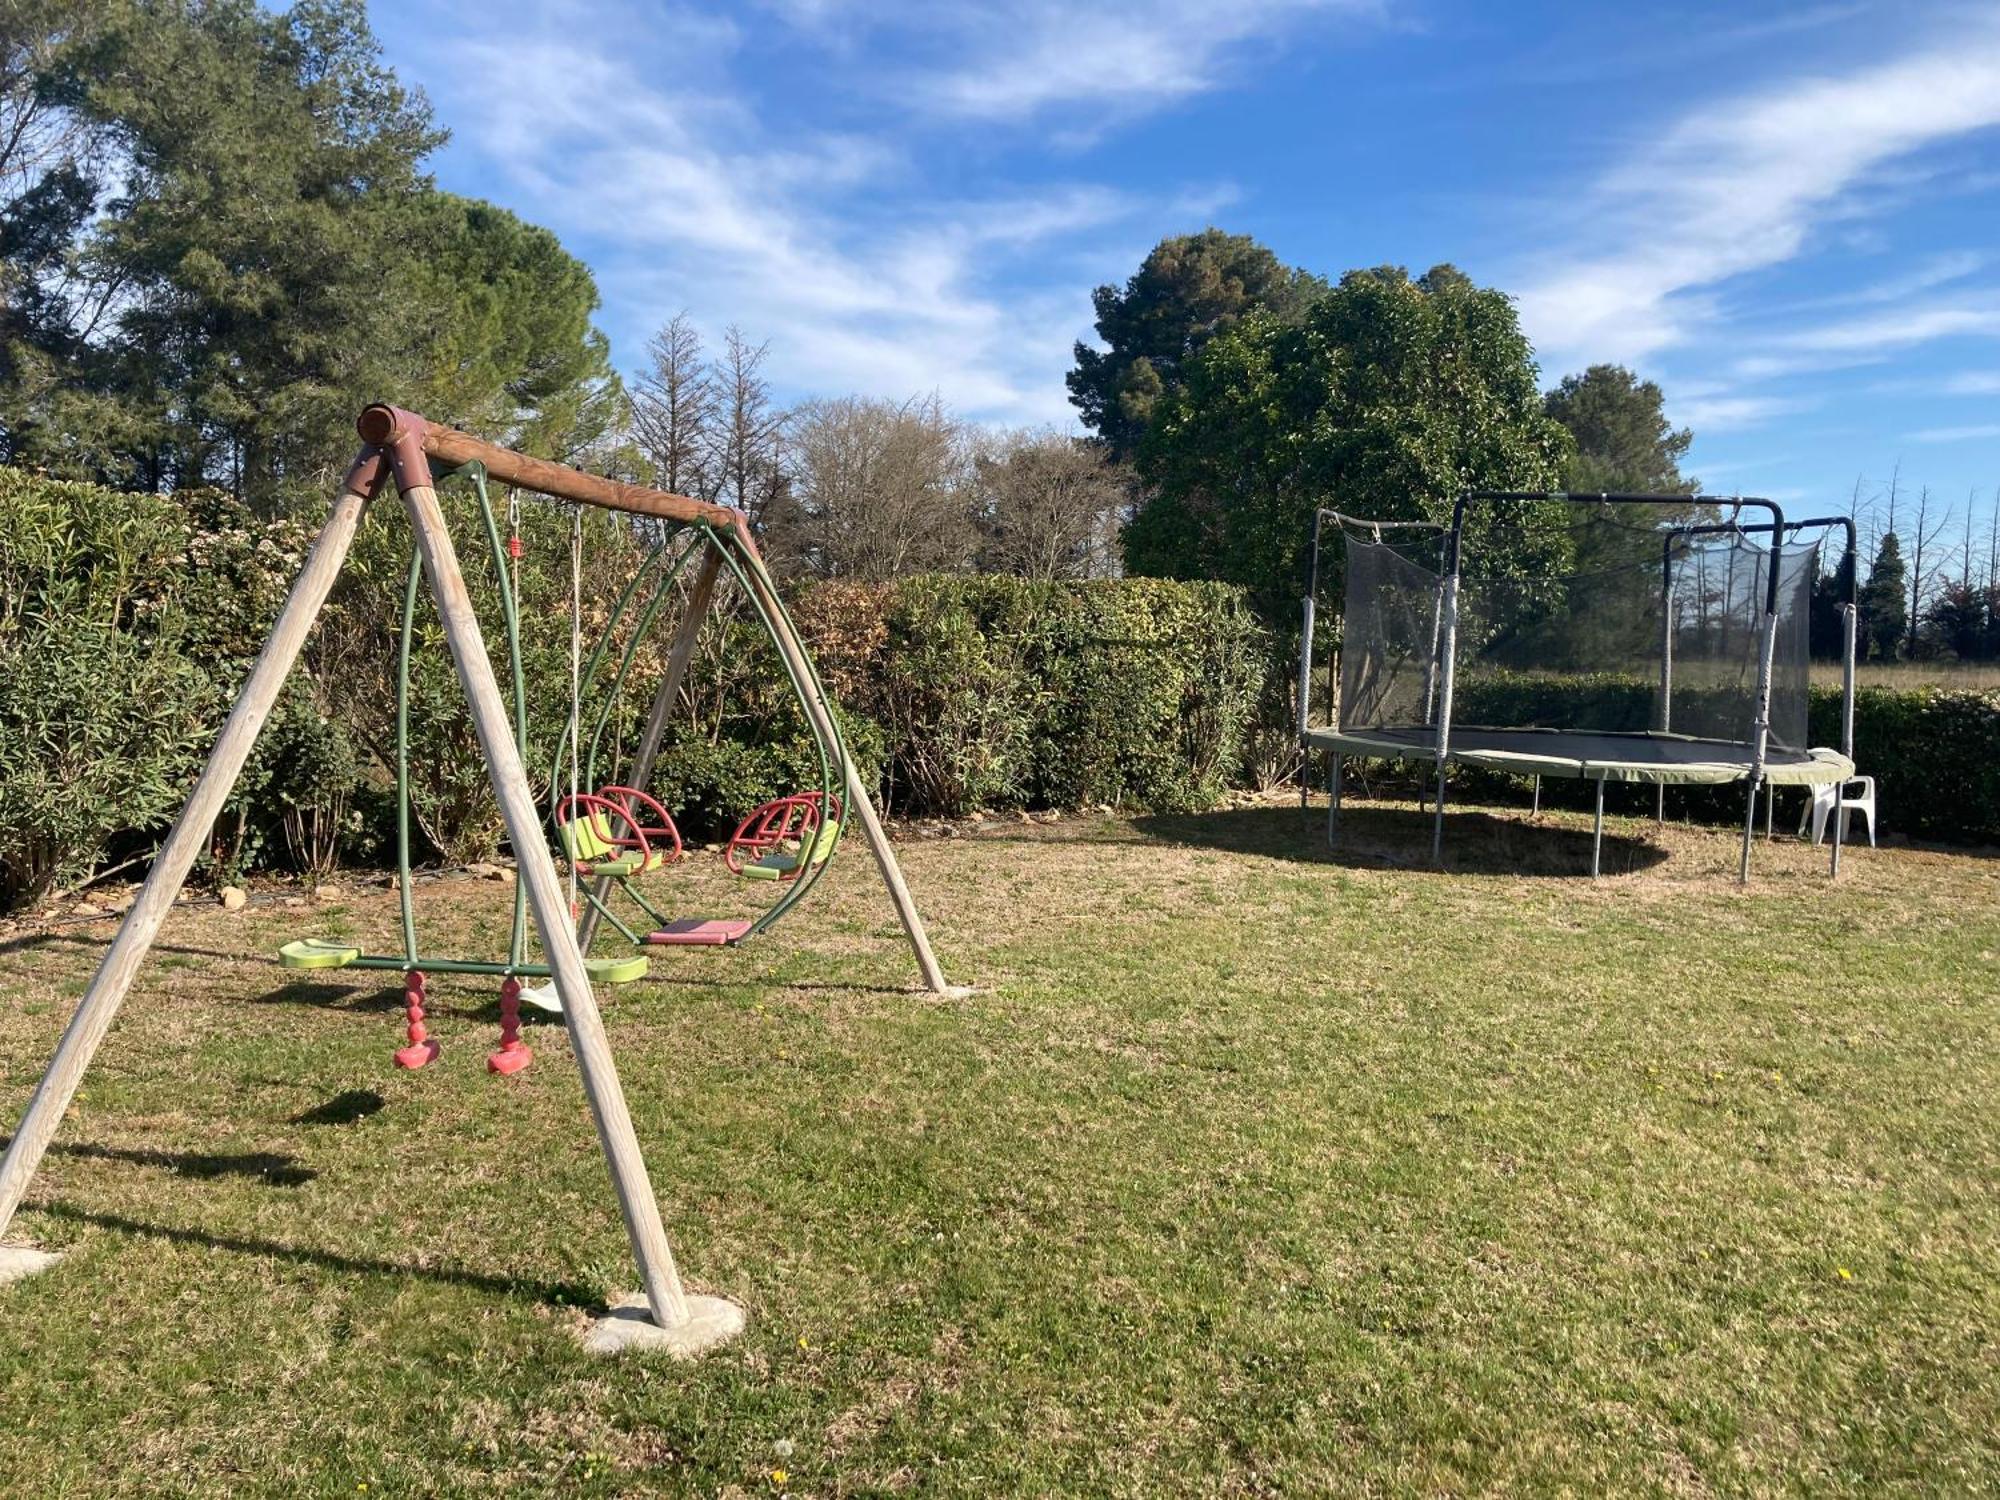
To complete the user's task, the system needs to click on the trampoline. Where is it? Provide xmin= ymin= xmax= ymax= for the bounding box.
xmin=1297 ymin=492 xmax=1861 ymax=880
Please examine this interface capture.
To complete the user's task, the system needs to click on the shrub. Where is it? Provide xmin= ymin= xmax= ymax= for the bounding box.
xmin=0 ymin=620 xmax=214 ymax=906
xmin=0 ymin=474 xmax=221 ymax=906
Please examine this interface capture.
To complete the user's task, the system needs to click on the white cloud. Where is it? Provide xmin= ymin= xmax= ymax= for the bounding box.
xmin=908 ymin=0 xmax=1382 ymax=122
xmin=753 ymin=0 xmax=1384 ymax=123
xmin=426 ymin=16 xmax=1189 ymax=425
xmin=1514 ymin=23 xmax=2000 ymax=368
xmin=1672 ymin=392 xmax=1817 ymax=432
xmin=1778 ymin=297 xmax=2000 ymax=354
xmin=1910 ymin=423 xmax=2000 ymax=443
xmin=1943 ymin=371 xmax=2000 ymax=395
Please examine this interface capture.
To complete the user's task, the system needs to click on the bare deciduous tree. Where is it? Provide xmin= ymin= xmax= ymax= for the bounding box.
xmin=631 ymin=310 xmax=717 ymax=499
xmin=775 ymin=393 xmax=977 ymax=579
xmin=1908 ymin=483 xmax=1952 ymax=656
xmin=973 ymin=428 xmax=1131 ymax=581
xmin=712 ymin=326 xmax=788 ymax=525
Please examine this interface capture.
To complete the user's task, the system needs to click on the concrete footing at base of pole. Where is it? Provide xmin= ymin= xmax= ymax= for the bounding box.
xmin=583 ymin=1291 xmax=746 ymax=1358
xmin=0 ymin=1244 xmax=61 ymax=1287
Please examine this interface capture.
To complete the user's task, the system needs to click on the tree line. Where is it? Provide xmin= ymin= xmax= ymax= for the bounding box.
xmin=5 ymin=2 xmax=1985 ymax=658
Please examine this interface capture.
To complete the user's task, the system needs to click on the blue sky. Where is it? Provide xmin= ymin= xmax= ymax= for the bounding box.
xmin=373 ymin=0 xmax=2000 ymax=546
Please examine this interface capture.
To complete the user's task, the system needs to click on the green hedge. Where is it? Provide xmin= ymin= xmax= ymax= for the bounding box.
xmin=0 ymin=470 xmax=1268 ymax=907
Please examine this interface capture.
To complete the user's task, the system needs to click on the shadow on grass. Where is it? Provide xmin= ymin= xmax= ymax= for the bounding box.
xmin=1128 ymin=802 xmax=1672 ymax=878
xmin=31 ymin=1203 xmax=601 ymax=1309
xmin=2 ymin=1136 xmax=315 ymax=1186
xmin=290 ymin=1089 xmax=386 ymax=1126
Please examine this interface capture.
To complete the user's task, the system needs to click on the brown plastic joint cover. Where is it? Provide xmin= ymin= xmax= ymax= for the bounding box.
xmin=357 ymin=404 xmax=433 ymax=493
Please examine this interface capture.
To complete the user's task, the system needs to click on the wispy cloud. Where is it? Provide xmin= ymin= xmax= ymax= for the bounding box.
xmin=756 ymin=0 xmax=1385 ymax=123
xmin=1943 ymin=371 xmax=2000 ymax=395
xmin=898 ymin=0 xmax=1384 ymax=122
xmin=1513 ymin=22 xmax=2000 ymax=369
xmin=1779 ymin=296 xmax=2000 ymax=353
xmin=428 ymin=11 xmax=1201 ymax=423
xmin=1672 ymin=392 xmax=1818 ymax=432
xmin=1910 ymin=423 xmax=2000 ymax=443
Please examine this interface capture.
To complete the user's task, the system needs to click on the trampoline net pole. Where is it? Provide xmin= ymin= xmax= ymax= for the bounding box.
xmin=1739 ymin=608 xmax=1779 ymax=884
xmin=1430 ymin=573 xmax=1460 ymax=864
xmin=1658 ymin=566 xmax=1674 ymax=827
xmin=1421 ymin=580 xmax=1445 ymax=725
xmin=1297 ymin=597 xmax=1315 ymax=814
xmin=1840 ymin=602 xmax=1858 ymax=760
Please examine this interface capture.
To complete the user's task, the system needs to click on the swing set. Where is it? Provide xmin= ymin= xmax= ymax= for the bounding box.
xmin=279 ymin=448 xmax=864 ymax=1021
xmin=0 ymin=405 xmax=956 ymax=1357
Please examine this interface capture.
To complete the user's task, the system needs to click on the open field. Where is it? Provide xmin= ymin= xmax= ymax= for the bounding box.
xmin=1811 ymin=660 xmax=2000 ymax=690
xmin=2 ymin=800 xmax=1997 ymax=1496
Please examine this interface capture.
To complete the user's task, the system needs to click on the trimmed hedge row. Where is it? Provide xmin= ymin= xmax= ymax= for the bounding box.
xmin=5 ymin=465 xmax=1998 ymax=908
xmin=0 ymin=471 xmax=1267 ymax=906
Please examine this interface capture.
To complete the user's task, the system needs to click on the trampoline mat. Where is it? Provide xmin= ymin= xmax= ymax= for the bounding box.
xmin=1304 ymin=724 xmax=1854 ymax=787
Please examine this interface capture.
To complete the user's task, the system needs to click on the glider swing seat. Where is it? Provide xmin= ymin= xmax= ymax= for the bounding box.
xmin=726 ymin=792 xmax=843 ymax=883
xmin=1298 ymin=493 xmax=1862 ymax=884
xmin=547 ymin=517 xmax=849 ymax=957
xmin=0 ymin=404 xmax=956 ymax=1359
xmin=552 ymin=789 xmax=754 ymax=947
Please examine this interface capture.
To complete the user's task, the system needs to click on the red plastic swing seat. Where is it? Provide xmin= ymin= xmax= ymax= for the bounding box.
xmin=644 ymin=918 xmax=754 ymax=946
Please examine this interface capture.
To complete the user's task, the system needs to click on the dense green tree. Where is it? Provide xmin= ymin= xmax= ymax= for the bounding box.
xmin=400 ymin=193 xmax=626 ymax=463
xmin=1924 ymin=579 xmax=1986 ymax=660
xmin=0 ymin=0 xmax=623 ymax=506
xmin=1068 ymin=228 xmax=1326 ymax=459
xmin=1126 ymin=263 xmax=1573 ymax=612
xmin=1543 ymin=364 xmax=1695 ymax=494
xmin=1860 ymin=531 xmax=1908 ymax=660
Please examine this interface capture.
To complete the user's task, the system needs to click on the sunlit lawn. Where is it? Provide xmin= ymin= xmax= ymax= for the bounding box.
xmin=2 ymin=797 xmax=1996 ymax=1496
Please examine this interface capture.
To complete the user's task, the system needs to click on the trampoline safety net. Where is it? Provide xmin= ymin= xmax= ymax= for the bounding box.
xmin=1339 ymin=518 xmax=1819 ymax=758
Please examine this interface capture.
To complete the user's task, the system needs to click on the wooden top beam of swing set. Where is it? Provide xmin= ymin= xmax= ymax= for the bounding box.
xmin=358 ymin=404 xmax=748 ymax=533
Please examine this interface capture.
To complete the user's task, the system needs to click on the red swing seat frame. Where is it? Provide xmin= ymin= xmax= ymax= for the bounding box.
xmin=556 ymin=787 xmax=684 ymax=877
xmin=724 ymin=791 xmax=842 ymax=879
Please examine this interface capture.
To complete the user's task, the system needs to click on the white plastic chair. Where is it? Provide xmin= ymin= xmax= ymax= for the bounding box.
xmin=1800 ymin=775 xmax=1875 ymax=847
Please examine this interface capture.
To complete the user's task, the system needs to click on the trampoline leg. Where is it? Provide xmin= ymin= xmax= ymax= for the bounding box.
xmin=1591 ymin=778 xmax=1605 ymax=878
xmin=1829 ymin=776 xmax=1845 ymax=878
xmin=1326 ymin=754 xmax=1342 ymax=849
xmin=1531 ymin=776 xmax=1541 ymax=818
xmin=1655 ymin=783 xmax=1664 ymax=828
xmin=1764 ymin=782 xmax=1775 ymax=840
xmin=1430 ymin=762 xmax=1447 ymax=865
xmin=1737 ymin=777 xmax=1759 ymax=885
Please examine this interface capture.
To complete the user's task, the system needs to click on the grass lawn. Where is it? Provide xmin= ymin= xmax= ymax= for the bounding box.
xmin=1 ymin=796 xmax=1996 ymax=1496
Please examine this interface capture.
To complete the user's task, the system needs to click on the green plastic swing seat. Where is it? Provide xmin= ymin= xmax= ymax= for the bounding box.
xmin=278 ymin=938 xmax=362 ymax=969
xmin=738 ymin=818 xmax=843 ymax=883
xmin=275 ymin=939 xmax=650 ymax=986
xmin=585 ymin=953 xmax=652 ymax=985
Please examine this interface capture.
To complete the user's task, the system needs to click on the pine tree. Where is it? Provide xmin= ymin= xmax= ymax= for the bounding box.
xmin=1860 ymin=531 xmax=1909 ymax=661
